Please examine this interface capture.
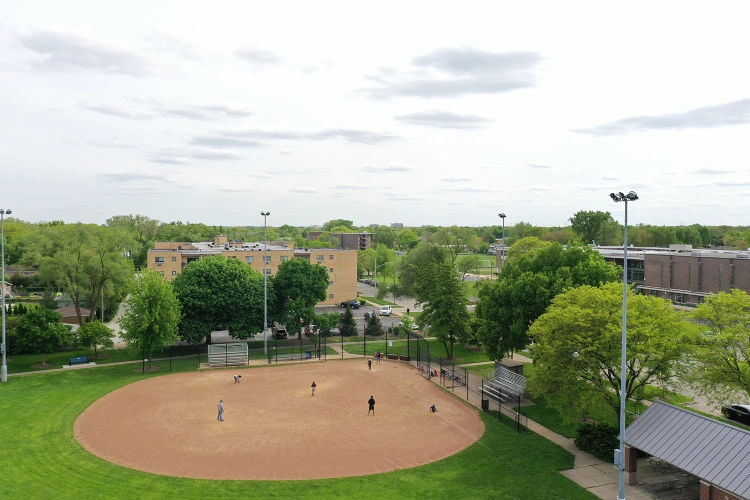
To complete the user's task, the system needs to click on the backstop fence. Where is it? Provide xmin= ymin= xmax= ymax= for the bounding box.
xmin=267 ymin=335 xmax=327 ymax=364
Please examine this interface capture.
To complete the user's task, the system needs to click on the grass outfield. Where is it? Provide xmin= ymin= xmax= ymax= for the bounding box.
xmin=0 ymin=363 xmax=597 ymax=500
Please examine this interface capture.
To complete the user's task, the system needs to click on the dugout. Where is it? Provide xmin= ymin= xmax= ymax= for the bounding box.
xmin=208 ymin=343 xmax=248 ymax=366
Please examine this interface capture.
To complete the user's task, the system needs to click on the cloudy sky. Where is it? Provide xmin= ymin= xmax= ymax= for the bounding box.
xmin=2 ymin=1 xmax=750 ymax=228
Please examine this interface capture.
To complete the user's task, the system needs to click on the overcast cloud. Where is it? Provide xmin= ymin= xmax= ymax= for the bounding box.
xmin=2 ymin=1 xmax=750 ymax=227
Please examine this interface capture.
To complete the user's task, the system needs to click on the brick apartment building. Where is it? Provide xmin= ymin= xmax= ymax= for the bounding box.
xmin=147 ymin=236 xmax=357 ymax=306
xmin=597 ymin=245 xmax=750 ymax=305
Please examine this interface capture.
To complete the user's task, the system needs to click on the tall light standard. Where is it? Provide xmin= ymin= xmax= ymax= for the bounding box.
xmin=609 ymin=191 xmax=638 ymax=500
xmin=1 ymin=208 xmax=11 ymax=383
xmin=261 ymin=211 xmax=270 ymax=355
xmin=498 ymin=213 xmax=506 ymax=274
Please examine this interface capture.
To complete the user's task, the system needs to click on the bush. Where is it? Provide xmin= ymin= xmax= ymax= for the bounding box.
xmin=574 ymin=423 xmax=618 ymax=462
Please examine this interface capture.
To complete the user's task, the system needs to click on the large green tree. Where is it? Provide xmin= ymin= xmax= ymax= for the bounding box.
xmin=428 ymin=226 xmax=478 ymax=263
xmin=528 ymin=283 xmax=693 ymax=425
xmin=14 ymin=307 xmax=73 ymax=365
xmin=119 ymin=270 xmax=182 ymax=369
xmin=687 ymin=290 xmax=750 ymax=405
xmin=392 ymin=242 xmax=447 ymax=299
xmin=30 ymin=223 xmax=133 ymax=325
xmin=339 ymin=306 xmax=358 ymax=337
xmin=173 ymin=256 xmax=267 ymax=343
xmin=271 ymin=258 xmax=329 ymax=336
xmin=476 ymin=243 xmax=620 ymax=360
xmin=415 ymin=259 xmax=470 ymax=358
xmin=569 ymin=210 xmax=618 ymax=246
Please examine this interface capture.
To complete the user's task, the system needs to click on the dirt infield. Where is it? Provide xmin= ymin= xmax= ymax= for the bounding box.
xmin=74 ymin=359 xmax=484 ymax=480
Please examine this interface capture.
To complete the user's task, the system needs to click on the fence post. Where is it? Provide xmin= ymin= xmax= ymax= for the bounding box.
xmin=169 ymin=345 xmax=172 ymax=372
xmin=466 ymin=367 xmax=469 ymax=400
xmin=363 ymin=321 xmax=366 ymax=357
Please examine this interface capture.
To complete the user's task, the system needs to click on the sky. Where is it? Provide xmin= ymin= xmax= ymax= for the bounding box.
xmin=2 ymin=1 xmax=750 ymax=229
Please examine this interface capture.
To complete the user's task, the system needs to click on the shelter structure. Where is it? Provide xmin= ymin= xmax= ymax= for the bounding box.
xmin=624 ymin=401 xmax=750 ymax=500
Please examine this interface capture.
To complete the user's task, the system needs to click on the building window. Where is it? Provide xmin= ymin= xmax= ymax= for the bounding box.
xmin=155 ymin=257 xmax=164 ymax=264
xmin=329 ymin=293 xmax=334 ymax=299
xmin=316 ymin=255 xmax=324 ymax=262
xmin=669 ymin=259 xmax=673 ymax=289
xmin=229 ymin=256 xmax=236 ymax=259
xmin=329 ymin=281 xmax=334 ymax=286
xmin=23 ymin=271 xmax=32 ymax=276
xmin=264 ymin=255 xmax=272 ymax=263
xmin=688 ymin=261 xmax=692 ymax=288
xmin=675 ymin=293 xmax=686 ymax=303
xmin=280 ymin=256 xmax=289 ymax=262
xmin=245 ymin=256 xmax=254 ymax=263
xmin=659 ymin=260 xmax=664 ymax=287
xmin=649 ymin=290 xmax=659 ymax=297
xmin=172 ymin=271 xmax=177 ymax=276
xmin=329 ymin=268 xmax=334 ymax=273
xmin=730 ymin=263 xmax=735 ymax=288
xmin=159 ymin=271 xmax=164 ymax=276
xmin=264 ymin=269 xmax=272 ymax=275
xmin=719 ymin=263 xmax=723 ymax=289
xmin=697 ymin=262 xmax=702 ymax=291
xmin=171 ymin=256 xmax=177 ymax=262
xmin=329 ymin=255 xmax=334 ymax=260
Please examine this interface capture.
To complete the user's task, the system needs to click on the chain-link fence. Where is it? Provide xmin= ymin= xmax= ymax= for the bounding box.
xmin=404 ymin=335 xmax=529 ymax=434
xmin=267 ymin=336 xmax=327 ymax=364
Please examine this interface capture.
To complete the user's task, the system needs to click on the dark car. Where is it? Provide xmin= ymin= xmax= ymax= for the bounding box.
xmin=273 ymin=327 xmax=288 ymax=339
xmin=340 ymin=299 xmax=360 ymax=309
xmin=722 ymin=404 xmax=750 ymax=425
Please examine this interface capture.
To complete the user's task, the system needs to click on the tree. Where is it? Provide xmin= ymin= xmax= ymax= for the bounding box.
xmin=173 ymin=256 xmax=266 ymax=343
xmin=392 ymin=242 xmax=447 ymax=299
xmin=504 ymin=237 xmax=552 ymax=264
xmin=528 ymin=283 xmax=693 ymax=425
xmin=119 ymin=270 xmax=181 ymax=369
xmin=687 ymin=290 xmax=750 ymax=405
xmin=271 ymin=258 xmax=329 ymax=337
xmin=76 ymin=320 xmax=115 ymax=357
xmin=33 ymin=223 xmax=133 ymax=325
xmin=364 ymin=311 xmax=385 ymax=336
xmin=358 ymin=248 xmax=376 ymax=277
xmin=415 ymin=259 xmax=470 ymax=359
xmin=569 ymin=210 xmax=617 ymax=246
xmin=14 ymin=308 xmax=73 ymax=365
xmin=339 ymin=306 xmax=358 ymax=337
xmin=398 ymin=230 xmax=420 ymax=249
xmin=455 ymin=254 xmax=482 ymax=281
xmin=322 ymin=219 xmax=354 ymax=232
xmin=476 ymin=243 xmax=620 ymax=360
xmin=315 ymin=311 xmax=341 ymax=336
xmin=373 ymin=226 xmax=397 ymax=249
xmin=428 ymin=226 xmax=478 ymax=263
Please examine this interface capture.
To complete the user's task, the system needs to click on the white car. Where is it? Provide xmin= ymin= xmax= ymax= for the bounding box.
xmin=398 ymin=321 xmax=419 ymax=330
xmin=379 ymin=305 xmax=392 ymax=316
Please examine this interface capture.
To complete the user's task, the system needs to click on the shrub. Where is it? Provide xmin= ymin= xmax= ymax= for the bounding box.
xmin=574 ymin=423 xmax=618 ymax=462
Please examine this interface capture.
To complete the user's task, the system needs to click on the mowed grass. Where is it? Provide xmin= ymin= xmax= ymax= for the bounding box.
xmin=0 ymin=362 xmax=597 ymax=499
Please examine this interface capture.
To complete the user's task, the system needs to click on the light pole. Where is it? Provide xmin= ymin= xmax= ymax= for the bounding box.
xmin=261 ymin=211 xmax=270 ymax=355
xmin=1 ymin=208 xmax=11 ymax=383
xmin=498 ymin=213 xmax=506 ymax=273
xmin=609 ymin=191 xmax=638 ymax=500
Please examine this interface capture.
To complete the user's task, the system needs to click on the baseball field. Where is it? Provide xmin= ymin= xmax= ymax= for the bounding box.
xmin=0 ymin=357 xmax=598 ymax=499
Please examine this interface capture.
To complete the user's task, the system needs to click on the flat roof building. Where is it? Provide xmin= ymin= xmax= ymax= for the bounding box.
xmin=147 ymin=236 xmax=357 ymax=306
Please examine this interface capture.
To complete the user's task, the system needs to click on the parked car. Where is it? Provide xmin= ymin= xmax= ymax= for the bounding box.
xmin=340 ymin=299 xmax=360 ymax=309
xmin=273 ymin=327 xmax=288 ymax=339
xmin=379 ymin=305 xmax=392 ymax=316
xmin=329 ymin=327 xmax=341 ymax=336
xmin=722 ymin=404 xmax=750 ymax=425
xmin=398 ymin=321 xmax=419 ymax=330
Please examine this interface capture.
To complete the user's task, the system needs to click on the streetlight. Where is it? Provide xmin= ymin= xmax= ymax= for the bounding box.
xmin=609 ymin=191 xmax=638 ymax=500
xmin=1 ymin=208 xmax=12 ymax=383
xmin=261 ymin=211 xmax=270 ymax=355
xmin=498 ymin=213 xmax=506 ymax=273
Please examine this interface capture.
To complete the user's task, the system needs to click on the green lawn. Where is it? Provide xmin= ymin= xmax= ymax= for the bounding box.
xmin=0 ymin=362 xmax=597 ymax=499
xmin=360 ymin=296 xmax=399 ymax=306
